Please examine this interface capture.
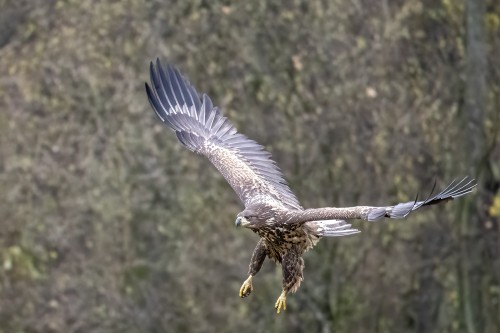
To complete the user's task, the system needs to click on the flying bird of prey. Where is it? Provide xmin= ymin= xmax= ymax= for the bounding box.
xmin=145 ymin=60 xmax=475 ymax=314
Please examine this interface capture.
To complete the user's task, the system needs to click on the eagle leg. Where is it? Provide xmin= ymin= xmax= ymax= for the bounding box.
xmin=275 ymin=289 xmax=287 ymax=314
xmin=239 ymin=275 xmax=253 ymax=298
xmin=276 ymin=245 xmax=304 ymax=313
xmin=240 ymin=239 xmax=268 ymax=298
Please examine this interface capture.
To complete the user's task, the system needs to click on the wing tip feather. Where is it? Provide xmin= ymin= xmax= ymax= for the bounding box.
xmin=146 ymin=60 xmax=303 ymax=209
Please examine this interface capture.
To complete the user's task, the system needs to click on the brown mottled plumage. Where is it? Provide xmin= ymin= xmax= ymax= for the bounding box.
xmin=145 ymin=60 xmax=476 ymax=314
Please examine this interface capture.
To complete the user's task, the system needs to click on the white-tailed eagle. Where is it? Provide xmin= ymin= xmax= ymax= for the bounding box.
xmin=145 ymin=60 xmax=475 ymax=314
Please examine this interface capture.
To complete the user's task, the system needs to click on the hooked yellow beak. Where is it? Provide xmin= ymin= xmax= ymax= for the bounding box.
xmin=235 ymin=216 xmax=250 ymax=228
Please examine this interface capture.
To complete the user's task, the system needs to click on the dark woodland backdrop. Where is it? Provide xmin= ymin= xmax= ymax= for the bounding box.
xmin=0 ymin=0 xmax=499 ymax=332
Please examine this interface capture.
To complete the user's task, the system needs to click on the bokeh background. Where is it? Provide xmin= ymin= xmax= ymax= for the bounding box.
xmin=1 ymin=0 xmax=499 ymax=332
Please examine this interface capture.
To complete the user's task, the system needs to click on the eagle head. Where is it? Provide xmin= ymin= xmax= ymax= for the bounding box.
xmin=235 ymin=209 xmax=262 ymax=229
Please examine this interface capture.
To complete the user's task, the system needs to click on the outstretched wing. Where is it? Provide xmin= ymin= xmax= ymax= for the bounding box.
xmin=291 ymin=177 xmax=476 ymax=223
xmin=145 ymin=60 xmax=302 ymax=210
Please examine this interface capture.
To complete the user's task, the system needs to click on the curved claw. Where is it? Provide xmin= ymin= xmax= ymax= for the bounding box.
xmin=239 ymin=275 xmax=253 ymax=298
xmin=275 ymin=290 xmax=287 ymax=314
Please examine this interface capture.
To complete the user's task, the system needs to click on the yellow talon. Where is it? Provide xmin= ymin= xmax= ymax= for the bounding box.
xmin=275 ymin=290 xmax=287 ymax=314
xmin=239 ymin=275 xmax=253 ymax=298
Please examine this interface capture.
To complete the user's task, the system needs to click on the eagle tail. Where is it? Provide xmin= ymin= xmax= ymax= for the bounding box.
xmin=306 ymin=220 xmax=360 ymax=237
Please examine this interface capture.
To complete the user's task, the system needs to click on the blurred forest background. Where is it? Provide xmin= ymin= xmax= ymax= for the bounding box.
xmin=0 ymin=0 xmax=499 ymax=332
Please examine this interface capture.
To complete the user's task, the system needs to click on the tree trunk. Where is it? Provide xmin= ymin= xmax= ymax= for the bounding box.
xmin=460 ymin=0 xmax=487 ymax=332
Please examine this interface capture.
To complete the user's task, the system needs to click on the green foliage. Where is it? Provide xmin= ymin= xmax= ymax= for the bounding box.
xmin=0 ymin=0 xmax=498 ymax=332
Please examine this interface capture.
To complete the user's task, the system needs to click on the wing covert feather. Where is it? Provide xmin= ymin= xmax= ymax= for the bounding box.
xmin=145 ymin=60 xmax=302 ymax=210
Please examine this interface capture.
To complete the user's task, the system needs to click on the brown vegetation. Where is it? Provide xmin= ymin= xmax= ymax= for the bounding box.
xmin=0 ymin=0 xmax=499 ymax=332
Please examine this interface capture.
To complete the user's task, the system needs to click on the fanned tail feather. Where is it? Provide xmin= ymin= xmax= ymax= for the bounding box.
xmin=307 ymin=220 xmax=360 ymax=237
